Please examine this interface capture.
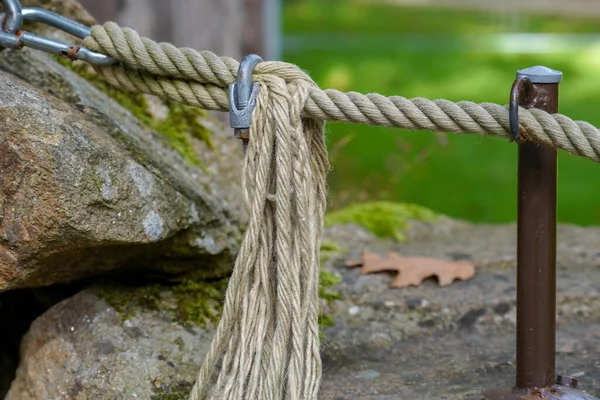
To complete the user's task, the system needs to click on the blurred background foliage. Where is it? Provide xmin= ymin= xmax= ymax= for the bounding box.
xmin=282 ymin=0 xmax=600 ymax=225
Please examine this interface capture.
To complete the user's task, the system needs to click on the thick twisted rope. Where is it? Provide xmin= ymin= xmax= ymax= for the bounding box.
xmin=80 ymin=22 xmax=600 ymax=400
xmin=82 ymin=22 xmax=600 ymax=164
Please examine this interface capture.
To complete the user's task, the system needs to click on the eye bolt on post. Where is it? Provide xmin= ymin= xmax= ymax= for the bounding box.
xmin=469 ymin=66 xmax=600 ymax=400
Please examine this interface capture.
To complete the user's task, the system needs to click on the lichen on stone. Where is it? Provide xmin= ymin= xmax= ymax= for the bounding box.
xmin=325 ymin=201 xmax=438 ymax=241
xmin=53 ymin=57 xmax=212 ymax=168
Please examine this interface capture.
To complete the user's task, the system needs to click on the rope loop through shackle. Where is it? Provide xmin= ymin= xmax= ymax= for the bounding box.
xmin=0 ymin=0 xmax=114 ymax=65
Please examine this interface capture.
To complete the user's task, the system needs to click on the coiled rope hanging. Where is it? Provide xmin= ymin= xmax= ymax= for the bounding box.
xmin=80 ymin=22 xmax=600 ymax=400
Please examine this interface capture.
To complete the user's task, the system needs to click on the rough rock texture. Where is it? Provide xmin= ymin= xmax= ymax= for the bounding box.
xmin=319 ymin=219 xmax=600 ymax=399
xmin=8 ymin=219 xmax=600 ymax=399
xmin=6 ymin=288 xmax=213 ymax=400
xmin=0 ymin=39 xmax=244 ymax=290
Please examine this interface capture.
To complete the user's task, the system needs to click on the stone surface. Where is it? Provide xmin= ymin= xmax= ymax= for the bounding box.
xmin=319 ymin=219 xmax=600 ymax=399
xmin=8 ymin=219 xmax=600 ymax=399
xmin=6 ymin=288 xmax=213 ymax=400
xmin=0 ymin=36 xmax=244 ymax=290
xmin=0 ymin=288 xmax=49 ymax=399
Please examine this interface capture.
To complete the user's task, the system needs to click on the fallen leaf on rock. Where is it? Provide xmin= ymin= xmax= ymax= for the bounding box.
xmin=345 ymin=259 xmax=364 ymax=268
xmin=347 ymin=251 xmax=476 ymax=288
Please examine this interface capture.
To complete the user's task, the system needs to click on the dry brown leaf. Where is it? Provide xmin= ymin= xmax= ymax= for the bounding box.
xmin=347 ymin=251 xmax=476 ymax=288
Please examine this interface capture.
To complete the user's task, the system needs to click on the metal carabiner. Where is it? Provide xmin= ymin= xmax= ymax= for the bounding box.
xmin=0 ymin=1 xmax=115 ymax=65
xmin=229 ymin=54 xmax=263 ymax=153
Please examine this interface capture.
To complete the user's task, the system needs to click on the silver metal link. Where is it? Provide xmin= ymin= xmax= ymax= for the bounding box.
xmin=20 ymin=8 xmax=91 ymax=39
xmin=0 ymin=1 xmax=115 ymax=65
xmin=2 ymin=0 xmax=23 ymax=33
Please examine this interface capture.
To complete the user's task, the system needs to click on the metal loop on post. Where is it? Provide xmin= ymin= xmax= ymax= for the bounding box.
xmin=509 ymin=76 xmax=533 ymax=142
xmin=509 ymin=66 xmax=563 ymax=142
xmin=229 ymin=54 xmax=263 ymax=134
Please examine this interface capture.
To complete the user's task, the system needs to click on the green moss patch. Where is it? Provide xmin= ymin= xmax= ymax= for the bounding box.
xmin=97 ymin=284 xmax=163 ymax=320
xmin=97 ymin=243 xmax=343 ymax=335
xmin=171 ymin=277 xmax=228 ymax=327
xmin=318 ymin=243 xmax=344 ymax=333
xmin=54 ymin=58 xmax=211 ymax=167
xmin=319 ymin=270 xmax=342 ymax=304
xmin=320 ymin=240 xmax=344 ymax=263
xmin=318 ymin=270 xmax=342 ymax=336
xmin=151 ymin=379 xmax=193 ymax=400
xmin=325 ymin=201 xmax=437 ymax=241
xmin=154 ymin=101 xmax=213 ymax=168
xmin=96 ymin=276 xmax=227 ymax=328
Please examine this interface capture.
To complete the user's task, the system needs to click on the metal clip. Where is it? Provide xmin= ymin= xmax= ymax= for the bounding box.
xmin=0 ymin=1 xmax=115 ymax=65
xmin=229 ymin=54 xmax=263 ymax=153
xmin=509 ymin=66 xmax=563 ymax=142
xmin=509 ymin=76 xmax=533 ymax=142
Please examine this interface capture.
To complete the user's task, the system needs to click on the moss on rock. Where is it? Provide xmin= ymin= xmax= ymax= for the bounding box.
xmin=171 ymin=277 xmax=228 ymax=327
xmin=318 ymin=243 xmax=344 ymax=333
xmin=325 ymin=201 xmax=438 ymax=241
xmin=154 ymin=101 xmax=214 ymax=168
xmin=320 ymin=240 xmax=344 ymax=263
xmin=319 ymin=270 xmax=342 ymax=304
xmin=97 ymin=242 xmax=344 ymax=334
xmin=96 ymin=284 xmax=163 ymax=320
xmin=54 ymin=57 xmax=212 ymax=167
xmin=96 ymin=276 xmax=227 ymax=328
xmin=151 ymin=379 xmax=193 ymax=400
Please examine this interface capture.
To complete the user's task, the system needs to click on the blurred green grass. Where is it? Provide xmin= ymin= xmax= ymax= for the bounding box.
xmin=284 ymin=1 xmax=600 ymax=34
xmin=282 ymin=0 xmax=600 ymax=225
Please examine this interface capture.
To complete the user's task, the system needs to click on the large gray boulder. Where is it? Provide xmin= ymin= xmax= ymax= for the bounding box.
xmin=0 ymin=22 xmax=244 ymax=290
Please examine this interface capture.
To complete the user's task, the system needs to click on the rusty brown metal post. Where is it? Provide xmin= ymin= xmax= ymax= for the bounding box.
xmin=514 ymin=66 xmax=560 ymax=390
xmin=467 ymin=67 xmax=600 ymax=400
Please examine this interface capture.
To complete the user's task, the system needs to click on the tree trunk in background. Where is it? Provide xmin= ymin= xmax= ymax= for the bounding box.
xmin=79 ymin=0 xmax=281 ymax=60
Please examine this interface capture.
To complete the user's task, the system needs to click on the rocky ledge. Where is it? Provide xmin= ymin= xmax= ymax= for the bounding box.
xmin=4 ymin=217 xmax=600 ymax=399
